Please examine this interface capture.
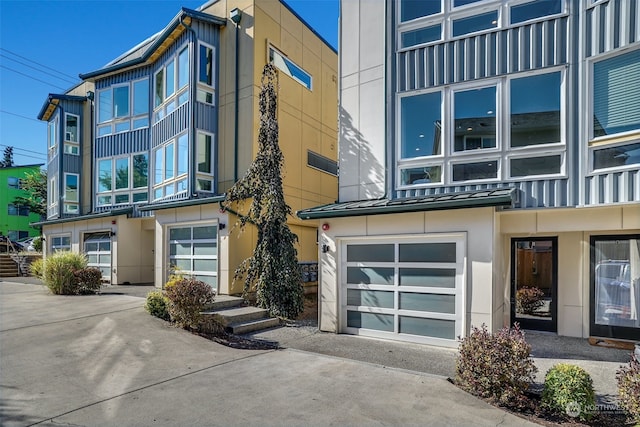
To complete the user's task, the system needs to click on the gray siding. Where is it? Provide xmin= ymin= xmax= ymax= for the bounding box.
xmin=585 ymin=0 xmax=639 ymax=57
xmin=95 ymin=129 xmax=150 ymax=157
xmin=397 ymin=17 xmax=568 ymax=92
xmin=586 ymin=169 xmax=640 ymax=205
xmin=151 ymin=103 xmax=189 ymax=147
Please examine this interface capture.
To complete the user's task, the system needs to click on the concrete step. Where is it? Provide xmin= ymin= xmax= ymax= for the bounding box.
xmin=204 ymin=306 xmax=270 ymax=326
xmin=203 ymin=295 xmax=245 ymax=311
xmin=228 ymin=317 xmax=280 ymax=334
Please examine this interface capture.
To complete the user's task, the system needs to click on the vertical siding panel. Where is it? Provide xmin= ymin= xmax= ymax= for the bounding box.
xmin=475 ymin=36 xmax=482 ymax=79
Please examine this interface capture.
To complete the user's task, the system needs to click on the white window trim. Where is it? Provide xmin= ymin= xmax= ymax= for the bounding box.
xmin=448 ymin=156 xmax=501 ymax=184
xmin=197 ymin=41 xmax=216 ymax=89
xmin=97 ymin=78 xmax=150 ymax=137
xmin=588 ymin=140 xmax=640 ymax=175
xmin=268 ymin=44 xmax=313 ymax=90
xmin=95 ymin=152 xmax=149 ymax=207
xmin=165 ymin=221 xmax=219 ymax=290
xmin=154 ymin=44 xmax=190 ymax=122
xmin=64 ymin=172 xmax=79 ymax=203
xmin=64 ymin=112 xmax=80 ymax=143
xmin=49 ymin=234 xmax=71 ymax=253
xmin=337 ymin=233 xmax=467 ymax=347
xmin=153 ymin=133 xmax=189 ymax=201
xmin=505 ymin=150 xmax=567 ymax=181
xmin=195 ymin=130 xmax=215 ymax=193
xmin=396 ymin=68 xmax=567 ymax=189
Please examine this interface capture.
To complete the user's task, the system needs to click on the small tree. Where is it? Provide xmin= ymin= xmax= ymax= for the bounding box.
xmin=222 ymin=63 xmax=304 ymax=319
xmin=13 ymin=169 xmax=47 ymax=218
xmin=0 ymin=146 xmax=14 ymax=168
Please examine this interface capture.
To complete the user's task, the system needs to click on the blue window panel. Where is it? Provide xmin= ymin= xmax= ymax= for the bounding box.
xmin=511 ymin=0 xmax=562 ymax=25
xmin=511 ymin=72 xmax=561 ymax=147
xmin=594 ymin=142 xmax=640 ymax=170
xmin=401 ymin=0 xmax=440 ymax=22
xmin=401 ymin=91 xmax=442 ymax=159
xmin=453 ymin=11 xmax=498 ymax=37
xmin=347 ymin=311 xmax=394 ymax=332
xmin=401 ymin=24 xmax=441 ymax=48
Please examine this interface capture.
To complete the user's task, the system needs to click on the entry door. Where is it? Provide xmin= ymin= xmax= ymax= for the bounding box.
xmin=511 ymin=237 xmax=557 ymax=332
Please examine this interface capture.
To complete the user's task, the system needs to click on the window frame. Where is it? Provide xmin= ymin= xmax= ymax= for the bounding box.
xmin=95 ymin=152 xmax=149 ymax=207
xmin=195 ymin=131 xmax=215 ymax=193
xmin=152 ymin=133 xmax=190 ymax=201
xmin=97 ymin=78 xmax=150 ymax=137
xmin=197 ymin=42 xmax=215 ymax=106
xmin=167 ymin=222 xmax=219 ymax=289
xmin=268 ymin=45 xmax=313 ymax=90
xmin=63 ymin=172 xmax=79 ymax=215
xmin=50 ymin=234 xmax=71 ymax=253
xmin=154 ymin=44 xmax=190 ymax=122
xmin=48 ymin=176 xmax=58 ymax=218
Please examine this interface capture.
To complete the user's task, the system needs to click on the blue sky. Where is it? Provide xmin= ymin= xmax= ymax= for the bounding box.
xmin=0 ymin=0 xmax=338 ymax=166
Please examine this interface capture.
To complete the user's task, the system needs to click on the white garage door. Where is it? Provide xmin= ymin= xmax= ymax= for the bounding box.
xmin=341 ymin=234 xmax=465 ymax=347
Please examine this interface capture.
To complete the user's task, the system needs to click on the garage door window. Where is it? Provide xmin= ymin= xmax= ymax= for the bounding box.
xmin=342 ymin=235 xmax=465 ymax=346
xmin=168 ymin=224 xmax=218 ymax=288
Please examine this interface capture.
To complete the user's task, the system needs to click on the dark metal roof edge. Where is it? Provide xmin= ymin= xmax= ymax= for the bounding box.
xmin=32 ymin=207 xmax=133 ymax=227
xmin=138 ymin=195 xmax=226 ymax=212
xmin=37 ymin=94 xmax=87 ymax=120
xmin=280 ymin=0 xmax=337 ymax=54
xmin=296 ymin=189 xmax=516 ymax=220
xmin=79 ymin=9 xmax=226 ymax=80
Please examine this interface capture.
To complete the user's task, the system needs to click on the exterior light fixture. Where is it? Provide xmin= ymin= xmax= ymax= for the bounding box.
xmin=230 ymin=7 xmax=242 ymax=25
xmin=322 ymin=223 xmax=330 ymax=231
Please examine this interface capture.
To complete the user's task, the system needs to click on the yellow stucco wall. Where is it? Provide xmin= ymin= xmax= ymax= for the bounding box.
xmin=198 ymin=0 xmax=338 ymax=294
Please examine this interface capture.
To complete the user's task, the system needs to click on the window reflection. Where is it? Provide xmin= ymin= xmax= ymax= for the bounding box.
xmin=593 ymin=142 xmax=640 ymax=170
xmin=400 ymin=0 xmax=441 ymax=22
xmin=454 ymin=86 xmax=496 ymax=152
xmin=511 ymin=72 xmax=561 ymax=147
xmin=452 ymin=11 xmax=498 ymax=37
xmin=401 ymin=92 xmax=442 ymax=158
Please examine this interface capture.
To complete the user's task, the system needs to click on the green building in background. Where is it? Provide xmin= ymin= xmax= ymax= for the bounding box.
xmin=0 ymin=164 xmax=43 ymax=240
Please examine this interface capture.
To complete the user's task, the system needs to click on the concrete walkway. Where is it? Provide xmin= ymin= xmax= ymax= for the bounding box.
xmin=0 ymin=280 xmax=538 ymax=427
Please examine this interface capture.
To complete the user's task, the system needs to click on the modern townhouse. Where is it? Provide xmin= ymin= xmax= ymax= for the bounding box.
xmin=298 ymin=0 xmax=640 ymax=347
xmin=36 ymin=0 xmax=338 ymax=295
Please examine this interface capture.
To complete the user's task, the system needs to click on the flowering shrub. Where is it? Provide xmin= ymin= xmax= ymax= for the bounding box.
xmin=542 ymin=363 xmax=595 ymax=421
xmin=145 ymin=290 xmax=170 ymax=321
xmin=73 ymin=267 xmax=103 ymax=294
xmin=456 ymin=323 xmax=537 ymax=408
xmin=164 ymin=278 xmax=216 ymax=329
xmin=516 ymin=287 xmax=545 ymax=315
xmin=617 ymin=354 xmax=640 ymax=424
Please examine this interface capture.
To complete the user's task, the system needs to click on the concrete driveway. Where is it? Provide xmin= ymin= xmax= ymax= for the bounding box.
xmin=0 ymin=281 xmax=537 ymax=427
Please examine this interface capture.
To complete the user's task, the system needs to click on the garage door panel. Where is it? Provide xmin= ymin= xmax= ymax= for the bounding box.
xmin=399 ymin=316 xmax=455 ymax=339
xmin=399 ymin=267 xmax=456 ymax=287
xmin=399 ymin=242 xmax=457 ymax=263
xmin=399 ymin=292 xmax=455 ymax=313
xmin=347 ymin=311 xmax=395 ymax=332
xmin=347 ymin=266 xmax=395 ymax=285
xmin=347 ymin=289 xmax=395 ymax=308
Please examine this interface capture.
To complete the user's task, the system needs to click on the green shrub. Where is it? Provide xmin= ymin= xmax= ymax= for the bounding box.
xmin=32 ymin=236 xmax=43 ymax=252
xmin=164 ymin=278 xmax=216 ymax=329
xmin=516 ymin=287 xmax=545 ymax=315
xmin=542 ymin=363 xmax=595 ymax=421
xmin=456 ymin=323 xmax=537 ymax=408
xmin=29 ymin=257 xmax=44 ymax=279
xmin=41 ymin=251 xmax=87 ymax=295
xmin=73 ymin=267 xmax=103 ymax=294
xmin=617 ymin=354 xmax=640 ymax=424
xmin=145 ymin=290 xmax=170 ymax=321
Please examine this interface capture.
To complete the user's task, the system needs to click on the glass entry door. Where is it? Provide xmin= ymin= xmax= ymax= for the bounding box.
xmin=511 ymin=237 xmax=557 ymax=332
xmin=590 ymin=235 xmax=640 ymax=341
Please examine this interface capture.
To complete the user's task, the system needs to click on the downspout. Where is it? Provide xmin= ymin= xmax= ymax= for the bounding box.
xmin=57 ymin=105 xmax=65 ymax=218
xmin=180 ymin=15 xmax=197 ymax=197
xmin=87 ymin=91 xmax=94 ymax=213
xmin=230 ymin=8 xmax=242 ymax=183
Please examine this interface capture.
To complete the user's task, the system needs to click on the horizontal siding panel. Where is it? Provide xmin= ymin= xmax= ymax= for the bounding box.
xmin=397 ymin=16 xmax=568 ymax=91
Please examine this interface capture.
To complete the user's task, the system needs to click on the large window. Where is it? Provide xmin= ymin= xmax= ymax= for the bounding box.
xmin=511 ymin=0 xmax=562 ymax=24
xmin=48 ymin=176 xmax=58 ymax=218
xmin=196 ymin=131 xmax=214 ymax=193
xmin=64 ymin=173 xmax=79 ymax=214
xmin=400 ymin=0 xmax=441 ymax=22
xmin=97 ymin=78 xmax=149 ymax=136
xmin=590 ymin=48 xmax=640 ymax=171
xmin=154 ymin=46 xmax=190 ymax=122
xmin=153 ymin=134 xmax=189 ymax=200
xmin=269 ymin=46 xmax=312 ymax=90
xmin=591 ymin=235 xmax=640 ymax=341
xmin=397 ymin=70 xmax=565 ymax=187
xmin=96 ymin=153 xmax=148 ymax=206
xmin=168 ymin=224 xmax=218 ymax=287
xmin=593 ymin=49 xmax=640 ymax=138
xmin=453 ymin=86 xmax=497 ymax=152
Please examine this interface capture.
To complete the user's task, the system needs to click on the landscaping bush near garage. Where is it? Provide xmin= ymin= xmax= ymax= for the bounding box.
xmin=144 ymin=290 xmax=170 ymax=321
xmin=455 ymin=323 xmax=537 ymax=409
xmin=164 ymin=277 xmax=216 ymax=329
xmin=31 ymin=251 xmax=102 ymax=295
xmin=617 ymin=353 xmax=640 ymax=425
xmin=542 ymin=363 xmax=596 ymax=422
